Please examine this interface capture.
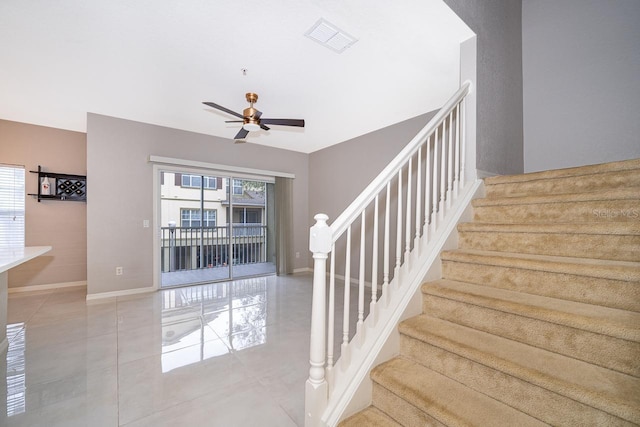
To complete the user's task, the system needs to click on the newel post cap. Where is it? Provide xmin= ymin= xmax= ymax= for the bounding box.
xmin=309 ymin=213 xmax=332 ymax=254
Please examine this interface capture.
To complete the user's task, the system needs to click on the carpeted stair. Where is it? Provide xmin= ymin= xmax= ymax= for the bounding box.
xmin=341 ymin=158 xmax=640 ymax=426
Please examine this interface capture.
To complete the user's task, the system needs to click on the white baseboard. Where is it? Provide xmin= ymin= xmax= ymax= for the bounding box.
xmin=86 ymin=286 xmax=155 ymax=301
xmin=8 ymin=280 xmax=87 ymax=294
xmin=477 ymin=168 xmax=500 ymax=179
xmin=293 ymin=267 xmax=312 ymax=274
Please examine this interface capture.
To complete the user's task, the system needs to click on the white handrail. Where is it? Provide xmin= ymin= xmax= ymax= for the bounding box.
xmin=306 ymin=81 xmax=474 ymax=427
xmin=329 ymin=82 xmax=470 ymax=239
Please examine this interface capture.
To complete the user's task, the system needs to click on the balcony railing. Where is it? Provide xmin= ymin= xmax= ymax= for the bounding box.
xmin=160 ymin=224 xmax=267 ymax=272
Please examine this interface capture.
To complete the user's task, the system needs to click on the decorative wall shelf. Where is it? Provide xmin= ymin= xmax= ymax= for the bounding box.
xmin=28 ymin=165 xmax=87 ymax=202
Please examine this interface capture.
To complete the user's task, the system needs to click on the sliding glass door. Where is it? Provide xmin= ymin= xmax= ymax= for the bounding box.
xmin=159 ymin=170 xmax=275 ymax=288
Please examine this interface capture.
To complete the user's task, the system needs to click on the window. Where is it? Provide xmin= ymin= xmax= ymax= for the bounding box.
xmin=0 ymin=165 xmax=25 ymax=247
xmin=232 ymin=207 xmax=262 ymax=224
xmin=245 ymin=208 xmax=261 ymax=224
xmin=181 ymin=209 xmax=216 ymax=227
xmin=181 ymin=174 xmax=200 ymax=188
xmin=181 ymin=174 xmax=217 ymax=189
xmin=232 ymin=179 xmax=243 ymax=195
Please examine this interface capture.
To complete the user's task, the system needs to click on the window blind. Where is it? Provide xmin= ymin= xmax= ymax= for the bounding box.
xmin=0 ymin=164 xmax=25 ymax=247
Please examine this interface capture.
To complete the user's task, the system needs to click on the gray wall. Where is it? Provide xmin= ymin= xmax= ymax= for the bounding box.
xmin=86 ymin=114 xmax=308 ymax=295
xmin=523 ymin=0 xmax=640 ymax=172
xmin=444 ymin=0 xmax=524 ymax=176
xmin=308 ymin=111 xmax=437 ymax=224
xmin=309 ymin=111 xmax=438 ymax=283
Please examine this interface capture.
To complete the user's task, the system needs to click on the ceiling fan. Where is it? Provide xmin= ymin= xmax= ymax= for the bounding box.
xmin=203 ymin=93 xmax=305 ymax=142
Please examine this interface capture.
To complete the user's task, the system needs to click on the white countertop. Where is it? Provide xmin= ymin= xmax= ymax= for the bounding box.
xmin=0 ymin=246 xmax=52 ymax=273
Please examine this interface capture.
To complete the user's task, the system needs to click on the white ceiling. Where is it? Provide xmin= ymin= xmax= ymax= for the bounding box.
xmin=0 ymin=0 xmax=473 ymax=153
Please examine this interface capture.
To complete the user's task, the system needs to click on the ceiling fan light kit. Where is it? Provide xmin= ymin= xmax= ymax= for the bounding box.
xmin=242 ymin=122 xmax=261 ymax=132
xmin=203 ymin=92 xmax=305 ymax=141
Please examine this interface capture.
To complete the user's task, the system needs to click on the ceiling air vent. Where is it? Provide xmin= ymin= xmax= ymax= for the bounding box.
xmin=305 ymin=18 xmax=357 ymax=53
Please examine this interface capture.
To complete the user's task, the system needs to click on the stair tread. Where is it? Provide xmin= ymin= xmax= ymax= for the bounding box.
xmin=341 ymin=159 xmax=640 ymax=425
xmin=372 ymin=357 xmax=547 ymax=427
xmin=473 ymin=187 xmax=640 ymax=206
xmin=400 ymin=315 xmax=640 ymax=421
xmin=440 ymin=249 xmax=640 ymax=282
xmin=458 ymin=221 xmax=640 ymax=235
xmin=340 ymin=407 xmax=402 ymax=427
xmin=422 ymin=279 xmax=640 ymax=342
xmin=484 ymin=158 xmax=640 ymax=186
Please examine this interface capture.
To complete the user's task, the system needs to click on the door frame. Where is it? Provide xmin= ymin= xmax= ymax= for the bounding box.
xmin=151 ymin=158 xmax=292 ymax=291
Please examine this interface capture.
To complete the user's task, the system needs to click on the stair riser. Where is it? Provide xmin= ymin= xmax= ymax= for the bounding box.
xmin=372 ymin=384 xmax=445 ymax=427
xmin=473 ymin=199 xmax=640 ymax=223
xmin=442 ymin=260 xmax=640 ymax=312
xmin=339 ymin=407 xmax=403 ymax=427
xmin=485 ymin=169 xmax=640 ymax=198
xmin=400 ymin=335 xmax=636 ymax=426
xmin=458 ymin=231 xmax=640 ymax=262
xmin=422 ymin=295 xmax=640 ymax=377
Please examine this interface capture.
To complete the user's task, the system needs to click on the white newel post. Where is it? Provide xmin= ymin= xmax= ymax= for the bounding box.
xmin=306 ymin=214 xmax=332 ymax=427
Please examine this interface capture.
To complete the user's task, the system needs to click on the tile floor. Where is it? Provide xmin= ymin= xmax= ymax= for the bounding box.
xmin=1 ymin=273 xmax=355 ymax=427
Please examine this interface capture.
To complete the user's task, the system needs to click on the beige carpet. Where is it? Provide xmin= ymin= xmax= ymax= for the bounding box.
xmin=341 ymin=158 xmax=640 ymax=427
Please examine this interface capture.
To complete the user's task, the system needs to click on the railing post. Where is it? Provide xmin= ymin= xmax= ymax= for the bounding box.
xmin=306 ymin=213 xmax=332 ymax=427
xmin=168 ymin=222 xmax=176 ymax=272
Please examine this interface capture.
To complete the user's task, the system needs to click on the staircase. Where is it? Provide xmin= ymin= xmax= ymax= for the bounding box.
xmin=340 ymin=158 xmax=640 ymax=426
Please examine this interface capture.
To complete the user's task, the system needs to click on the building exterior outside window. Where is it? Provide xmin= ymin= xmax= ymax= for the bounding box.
xmin=160 ymin=172 xmax=269 ymax=275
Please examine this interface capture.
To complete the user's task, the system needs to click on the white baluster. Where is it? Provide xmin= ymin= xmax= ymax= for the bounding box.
xmin=305 ymin=214 xmax=332 ymax=426
xmin=326 ymin=246 xmax=336 ymax=373
xmin=395 ymin=169 xmax=402 ymax=282
xmin=447 ymin=112 xmax=454 ymax=209
xmin=439 ymin=123 xmax=446 ymax=222
xmin=415 ymin=147 xmax=422 ymax=253
xmin=382 ymin=183 xmax=390 ymax=306
xmin=460 ymin=97 xmax=467 ymax=189
xmin=454 ymin=103 xmax=461 ymax=198
xmin=423 ymin=137 xmax=431 ymax=240
xmin=404 ymin=157 xmax=412 ymax=269
xmin=357 ymin=211 xmax=365 ymax=341
xmin=371 ymin=195 xmax=379 ymax=316
xmin=341 ymin=226 xmax=351 ymax=366
xmin=431 ymin=128 xmax=439 ymax=235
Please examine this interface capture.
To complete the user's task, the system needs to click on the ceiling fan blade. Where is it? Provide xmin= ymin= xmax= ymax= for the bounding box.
xmin=203 ymin=102 xmax=244 ymax=119
xmin=260 ymin=123 xmax=270 ymax=131
xmin=234 ymin=128 xmax=249 ymax=140
xmin=225 ymin=120 xmax=244 ymax=123
xmin=260 ymin=118 xmax=305 ymax=127
xmin=253 ymin=110 xmax=262 ymax=119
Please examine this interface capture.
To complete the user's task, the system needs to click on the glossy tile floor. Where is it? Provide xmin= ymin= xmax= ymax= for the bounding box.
xmin=1 ymin=273 xmax=363 ymax=427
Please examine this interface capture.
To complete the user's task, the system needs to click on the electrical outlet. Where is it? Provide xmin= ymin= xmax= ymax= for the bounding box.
xmin=143 ymin=219 xmax=150 ymax=228
xmin=116 ymin=267 xmax=123 ymax=276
